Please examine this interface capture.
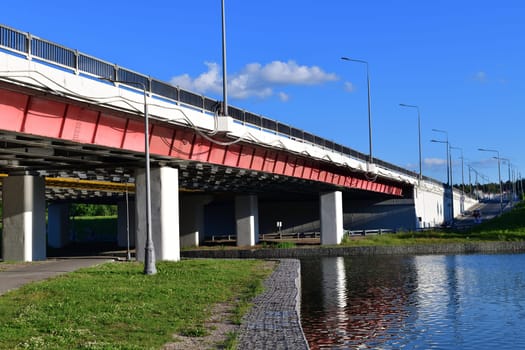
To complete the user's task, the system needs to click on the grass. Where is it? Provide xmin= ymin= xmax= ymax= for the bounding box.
xmin=341 ymin=201 xmax=525 ymax=247
xmin=230 ymin=278 xmax=266 ymax=325
xmin=260 ymin=241 xmax=297 ymax=249
xmin=0 ymin=259 xmax=273 ymax=350
xmin=222 ymin=331 xmax=239 ymax=350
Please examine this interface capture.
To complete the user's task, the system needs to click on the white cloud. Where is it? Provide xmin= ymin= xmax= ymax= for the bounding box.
xmin=473 ymin=71 xmax=487 ymax=82
xmin=170 ymin=62 xmax=222 ymax=95
xmin=278 ymin=92 xmax=290 ymax=102
xmin=344 ymin=81 xmax=356 ymax=93
xmin=170 ymin=60 xmax=338 ymax=100
xmin=260 ymin=60 xmax=337 ymax=85
xmin=424 ymin=158 xmax=447 ymax=167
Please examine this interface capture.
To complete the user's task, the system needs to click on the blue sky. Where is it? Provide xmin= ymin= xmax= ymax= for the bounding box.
xmin=2 ymin=1 xmax=524 ymax=185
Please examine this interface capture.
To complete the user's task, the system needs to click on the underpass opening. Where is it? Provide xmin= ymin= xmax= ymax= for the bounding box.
xmin=46 ymin=200 xmax=127 ymax=259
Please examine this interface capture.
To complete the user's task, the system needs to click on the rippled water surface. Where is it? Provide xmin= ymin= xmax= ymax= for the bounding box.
xmin=301 ymin=254 xmax=525 ymax=349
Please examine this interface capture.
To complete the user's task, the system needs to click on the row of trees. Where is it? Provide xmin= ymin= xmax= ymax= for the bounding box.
xmin=0 ymin=203 xmax=117 ymax=220
xmin=453 ymin=181 xmax=524 ymax=200
xmin=70 ymin=204 xmax=117 ymax=217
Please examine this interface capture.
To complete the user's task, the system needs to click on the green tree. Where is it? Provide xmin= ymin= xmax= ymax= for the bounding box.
xmin=71 ymin=204 xmax=117 ymax=217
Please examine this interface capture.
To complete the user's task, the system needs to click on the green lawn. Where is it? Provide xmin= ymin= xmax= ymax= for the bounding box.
xmin=0 ymin=259 xmax=273 ymax=350
xmin=341 ymin=201 xmax=525 ymax=246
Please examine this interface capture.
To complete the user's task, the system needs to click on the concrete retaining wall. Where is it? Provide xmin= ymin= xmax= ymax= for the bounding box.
xmin=182 ymin=241 xmax=525 ymax=259
xmin=415 ymin=180 xmax=479 ymax=228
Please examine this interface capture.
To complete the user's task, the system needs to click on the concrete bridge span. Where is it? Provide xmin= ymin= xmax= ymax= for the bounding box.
xmin=0 ymin=24 xmax=477 ymax=261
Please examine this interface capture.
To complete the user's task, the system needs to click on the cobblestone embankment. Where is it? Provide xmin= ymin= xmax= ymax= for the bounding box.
xmin=237 ymin=259 xmax=309 ymax=350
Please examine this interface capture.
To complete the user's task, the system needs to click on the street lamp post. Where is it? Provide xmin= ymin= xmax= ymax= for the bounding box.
xmin=341 ymin=57 xmax=373 ymax=163
xmin=432 ymin=129 xmax=450 ymax=185
xmin=450 ymin=146 xmax=465 ymax=193
xmin=221 ymin=0 xmax=228 ymax=116
xmin=399 ymin=104 xmax=422 ymax=182
xmin=450 ymin=146 xmax=465 ymax=215
xmin=468 ymin=164 xmax=472 ymax=194
xmin=501 ymin=158 xmax=512 ymax=206
xmin=478 ymin=148 xmax=503 ymax=215
xmin=469 ymin=165 xmax=482 ymax=200
xmin=518 ymin=171 xmax=524 ymax=200
xmin=125 ymin=183 xmax=131 ymax=261
xmin=101 ymin=78 xmax=156 ymax=275
xmin=431 ymin=137 xmax=454 ymax=225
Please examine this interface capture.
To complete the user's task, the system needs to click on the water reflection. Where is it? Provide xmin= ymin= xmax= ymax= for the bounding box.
xmin=302 ymin=256 xmax=416 ymax=349
xmin=321 ymin=258 xmax=347 ymax=325
xmin=301 ymin=254 xmax=525 ymax=349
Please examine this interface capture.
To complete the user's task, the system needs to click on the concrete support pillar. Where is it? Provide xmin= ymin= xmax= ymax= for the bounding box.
xmin=320 ymin=191 xmax=344 ymax=245
xmin=2 ymin=174 xmax=46 ymax=261
xmin=180 ymin=195 xmax=213 ymax=248
xmin=235 ymin=194 xmax=259 ymax=247
xmin=47 ymin=203 xmax=70 ymax=248
xmin=117 ymin=197 xmax=135 ymax=249
xmin=135 ymin=167 xmax=180 ymax=262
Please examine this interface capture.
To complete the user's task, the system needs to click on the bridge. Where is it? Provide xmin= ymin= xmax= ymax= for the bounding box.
xmin=0 ymin=24 xmax=477 ymax=261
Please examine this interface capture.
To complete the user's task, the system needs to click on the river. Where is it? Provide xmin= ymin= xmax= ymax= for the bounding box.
xmin=300 ymin=254 xmax=525 ymax=349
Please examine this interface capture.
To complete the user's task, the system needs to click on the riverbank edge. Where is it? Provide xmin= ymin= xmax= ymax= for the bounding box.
xmin=181 ymin=241 xmax=525 ymax=259
xmin=237 ymin=259 xmax=309 ymax=349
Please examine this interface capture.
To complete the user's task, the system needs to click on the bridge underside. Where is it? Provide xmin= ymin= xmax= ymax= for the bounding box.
xmin=0 ymin=82 xmax=412 ymax=262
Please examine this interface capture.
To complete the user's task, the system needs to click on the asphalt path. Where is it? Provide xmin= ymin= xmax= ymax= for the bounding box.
xmin=0 ymin=258 xmax=113 ymax=296
xmin=454 ymin=200 xmax=511 ymax=229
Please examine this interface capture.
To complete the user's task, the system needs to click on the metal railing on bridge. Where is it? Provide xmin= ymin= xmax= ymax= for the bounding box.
xmin=0 ymin=23 xmax=437 ymax=184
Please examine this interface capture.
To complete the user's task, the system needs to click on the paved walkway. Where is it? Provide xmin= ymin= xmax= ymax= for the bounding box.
xmin=238 ymin=259 xmax=310 ymax=349
xmin=0 ymin=258 xmax=112 ymax=296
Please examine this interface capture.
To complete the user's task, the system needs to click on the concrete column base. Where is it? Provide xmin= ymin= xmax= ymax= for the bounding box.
xmin=320 ymin=191 xmax=344 ymax=245
xmin=47 ymin=203 xmax=70 ymax=248
xmin=2 ymin=175 xmax=46 ymax=261
xmin=235 ymin=195 xmax=259 ymax=247
xmin=135 ymin=167 xmax=180 ymax=262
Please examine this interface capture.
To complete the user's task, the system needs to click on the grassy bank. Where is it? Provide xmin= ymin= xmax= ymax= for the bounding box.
xmin=0 ymin=259 xmax=273 ymax=350
xmin=341 ymin=202 xmax=525 ymax=247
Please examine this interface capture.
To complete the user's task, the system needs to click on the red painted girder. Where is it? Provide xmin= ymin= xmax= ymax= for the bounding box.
xmin=0 ymin=88 xmax=404 ymax=196
xmin=191 ymin=136 xmax=212 ymax=162
xmin=263 ymin=150 xmax=277 ymax=173
xmin=61 ymin=106 xmax=99 ymax=143
xmin=238 ymin=145 xmax=255 ymax=169
xmin=171 ymin=129 xmax=194 ymax=159
xmin=150 ymin=124 xmax=175 ymax=156
xmin=224 ymin=144 xmax=241 ymax=167
xmin=208 ymin=143 xmax=227 ymax=164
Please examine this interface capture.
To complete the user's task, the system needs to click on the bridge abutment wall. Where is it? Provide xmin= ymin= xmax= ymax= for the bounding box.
xmin=342 ymin=198 xmax=417 ymax=232
xmin=202 ymin=193 xmax=421 ymax=243
xmin=414 ymin=180 xmax=479 ymax=228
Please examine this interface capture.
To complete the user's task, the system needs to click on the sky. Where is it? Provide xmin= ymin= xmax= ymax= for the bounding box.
xmin=1 ymin=1 xmax=524 ymax=186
